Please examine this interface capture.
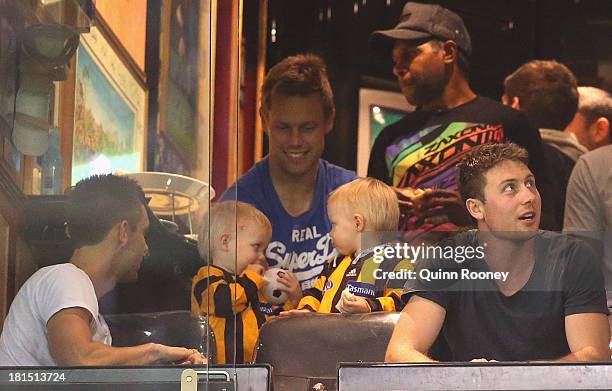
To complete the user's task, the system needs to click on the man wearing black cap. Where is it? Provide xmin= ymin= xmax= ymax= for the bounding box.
xmin=368 ymin=2 xmax=555 ymax=231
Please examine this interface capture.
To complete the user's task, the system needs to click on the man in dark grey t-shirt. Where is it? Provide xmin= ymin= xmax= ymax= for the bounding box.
xmin=385 ymin=143 xmax=610 ymax=362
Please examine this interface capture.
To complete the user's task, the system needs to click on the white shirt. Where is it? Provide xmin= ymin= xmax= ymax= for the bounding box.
xmin=0 ymin=263 xmax=111 ymax=366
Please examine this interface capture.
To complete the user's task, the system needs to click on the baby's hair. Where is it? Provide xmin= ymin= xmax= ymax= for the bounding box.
xmin=199 ymin=200 xmax=271 ymax=260
xmin=328 ymin=178 xmax=399 ymax=231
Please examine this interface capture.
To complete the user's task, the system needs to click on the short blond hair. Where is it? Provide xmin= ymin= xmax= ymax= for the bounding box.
xmin=328 ymin=178 xmax=399 ymax=231
xmin=199 ymin=201 xmax=272 ymax=261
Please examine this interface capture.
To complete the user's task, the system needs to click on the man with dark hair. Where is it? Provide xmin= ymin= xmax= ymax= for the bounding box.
xmin=65 ymin=174 xmax=147 ymax=249
xmin=565 ymin=86 xmax=612 ymax=150
xmin=503 ymin=60 xmax=579 ymax=132
xmin=221 ymin=54 xmax=356 ymax=290
xmin=385 ymin=143 xmax=610 ymax=362
xmin=503 ymin=60 xmax=583 ymax=230
xmin=0 ymin=174 xmax=205 ymax=366
xmin=456 ymin=143 xmax=530 ymax=204
xmin=368 ymin=2 xmax=554 ymax=233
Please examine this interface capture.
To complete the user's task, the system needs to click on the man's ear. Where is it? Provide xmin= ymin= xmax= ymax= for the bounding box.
xmin=510 ymin=96 xmax=520 ymax=110
xmin=592 ymin=117 xmax=610 ymax=145
xmin=442 ymin=40 xmax=458 ymax=65
xmin=353 ymin=213 xmax=365 ymax=232
xmin=501 ymin=94 xmax=520 ymax=110
xmin=465 ymin=198 xmax=485 ymax=221
xmin=118 ymin=220 xmax=129 ymax=248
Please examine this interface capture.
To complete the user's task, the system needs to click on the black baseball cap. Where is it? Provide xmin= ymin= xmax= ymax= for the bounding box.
xmin=371 ymin=2 xmax=472 ymax=56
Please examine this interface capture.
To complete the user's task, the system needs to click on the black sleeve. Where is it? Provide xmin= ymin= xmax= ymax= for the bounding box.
xmin=402 ymin=290 xmax=451 ymax=312
xmin=563 ymin=241 xmax=609 ymax=316
xmin=402 ymin=258 xmax=452 ymax=310
xmin=402 ymin=232 xmax=478 ymax=311
xmin=402 ymin=256 xmax=458 ymax=311
xmin=367 ymin=126 xmax=394 ymax=183
xmin=500 ymin=110 xmax=547 ymax=180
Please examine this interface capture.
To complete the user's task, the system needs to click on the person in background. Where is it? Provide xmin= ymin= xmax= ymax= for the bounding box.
xmin=368 ymin=2 xmax=555 ymax=234
xmin=564 ymin=144 xmax=612 ymax=307
xmin=0 ymin=174 xmax=205 ymax=366
xmin=502 ymin=60 xmax=582 ymax=230
xmin=565 ymin=86 xmax=612 ymax=150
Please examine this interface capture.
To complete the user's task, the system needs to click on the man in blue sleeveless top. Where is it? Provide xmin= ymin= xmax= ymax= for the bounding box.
xmin=221 ymin=54 xmax=357 ymax=291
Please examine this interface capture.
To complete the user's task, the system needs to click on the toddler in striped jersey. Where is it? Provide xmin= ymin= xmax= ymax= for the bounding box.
xmin=281 ymin=178 xmax=411 ymax=316
xmin=191 ymin=201 xmax=301 ymax=363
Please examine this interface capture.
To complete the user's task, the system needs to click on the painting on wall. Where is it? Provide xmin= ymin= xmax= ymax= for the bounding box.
xmin=71 ymin=24 xmax=147 ymax=185
xmin=356 ymin=88 xmax=413 ymax=177
xmin=153 ymin=132 xmax=188 ymax=176
xmin=156 ymin=0 xmax=201 ymax=170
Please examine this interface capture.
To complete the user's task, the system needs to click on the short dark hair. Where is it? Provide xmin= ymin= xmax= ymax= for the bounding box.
xmin=457 ymin=143 xmax=529 ymax=202
xmin=66 ymin=174 xmax=145 ymax=248
xmin=577 ymin=86 xmax=612 ymax=142
xmin=261 ymin=53 xmax=334 ymax=119
xmin=504 ymin=60 xmax=578 ymax=130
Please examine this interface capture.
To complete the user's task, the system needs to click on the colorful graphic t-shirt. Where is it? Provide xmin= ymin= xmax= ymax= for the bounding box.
xmin=368 ymin=96 xmax=547 ymax=191
xmin=386 ymin=122 xmax=506 ymax=191
xmin=221 ymin=157 xmax=357 ymax=289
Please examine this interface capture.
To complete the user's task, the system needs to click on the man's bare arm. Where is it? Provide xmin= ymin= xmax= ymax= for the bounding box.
xmin=552 ymin=313 xmax=610 ymax=362
xmin=385 ymin=295 xmax=446 ymax=362
xmin=47 ymin=307 xmax=205 ymax=366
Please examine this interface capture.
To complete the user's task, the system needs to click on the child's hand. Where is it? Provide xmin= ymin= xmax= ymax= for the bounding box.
xmin=335 ymin=289 xmax=371 ymax=314
xmin=278 ymin=309 xmax=312 ymax=317
xmin=276 ymin=270 xmax=303 ymax=306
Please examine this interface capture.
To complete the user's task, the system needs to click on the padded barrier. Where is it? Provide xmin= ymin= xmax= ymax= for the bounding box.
xmin=255 ymin=312 xmax=400 ymax=390
xmin=105 ymin=311 xmax=217 ymax=364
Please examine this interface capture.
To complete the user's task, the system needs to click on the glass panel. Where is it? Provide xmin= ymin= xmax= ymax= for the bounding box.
xmin=0 ymin=0 xmax=219 ymax=384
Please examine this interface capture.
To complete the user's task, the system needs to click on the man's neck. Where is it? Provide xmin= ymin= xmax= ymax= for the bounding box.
xmin=421 ymin=72 xmax=476 ymax=112
xmin=479 ymin=232 xmax=536 ymax=296
xmin=268 ymin=158 xmax=319 ymax=217
xmin=70 ymin=246 xmax=117 ymax=299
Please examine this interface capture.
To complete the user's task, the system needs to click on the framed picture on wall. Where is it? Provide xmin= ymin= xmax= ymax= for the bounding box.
xmin=157 ymin=0 xmax=202 ymax=170
xmin=153 ymin=132 xmax=187 ymax=175
xmin=356 ymin=88 xmax=413 ymax=177
xmin=70 ymin=21 xmax=148 ymax=185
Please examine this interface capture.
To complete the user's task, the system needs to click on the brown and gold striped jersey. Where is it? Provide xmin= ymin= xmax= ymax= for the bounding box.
xmin=191 ymin=265 xmax=294 ymax=363
xmin=297 ymin=246 xmax=411 ymax=313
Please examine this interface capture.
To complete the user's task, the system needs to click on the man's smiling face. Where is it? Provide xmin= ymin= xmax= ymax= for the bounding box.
xmin=264 ymin=92 xmax=333 ymax=178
